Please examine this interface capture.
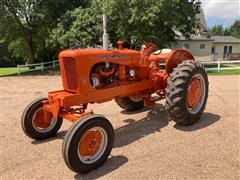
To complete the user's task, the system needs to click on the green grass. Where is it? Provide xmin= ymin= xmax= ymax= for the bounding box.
xmin=207 ymin=69 xmax=240 ymax=75
xmin=204 ymin=64 xmax=240 ymax=68
xmin=0 ymin=66 xmax=59 ymax=77
xmin=203 ymin=63 xmax=240 ymax=75
xmin=0 ymin=67 xmax=22 ymax=77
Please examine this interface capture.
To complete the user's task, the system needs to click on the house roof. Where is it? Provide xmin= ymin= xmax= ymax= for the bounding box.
xmin=174 ymin=8 xmax=210 ymax=41
xmin=175 ymin=33 xmax=214 ymax=41
xmin=196 ymin=8 xmax=208 ymax=32
xmin=212 ymin=36 xmax=240 ymax=43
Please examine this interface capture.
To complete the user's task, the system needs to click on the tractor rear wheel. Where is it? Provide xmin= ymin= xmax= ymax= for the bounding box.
xmin=165 ymin=60 xmax=208 ymax=126
xmin=115 ymin=96 xmax=144 ymax=111
xmin=21 ymin=98 xmax=63 ymax=140
xmin=62 ymin=114 xmax=114 ymax=173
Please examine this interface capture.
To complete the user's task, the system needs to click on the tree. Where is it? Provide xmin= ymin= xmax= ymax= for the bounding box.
xmin=0 ymin=0 xmax=48 ymax=64
xmin=0 ymin=0 xmax=89 ymax=64
xmin=228 ymin=19 xmax=240 ymax=39
xmin=50 ymin=0 xmax=201 ymax=49
xmin=104 ymin=0 xmax=200 ymax=48
xmin=209 ymin=20 xmax=240 ymax=39
xmin=48 ymin=5 xmax=102 ymax=50
xmin=209 ymin=25 xmax=227 ymax=36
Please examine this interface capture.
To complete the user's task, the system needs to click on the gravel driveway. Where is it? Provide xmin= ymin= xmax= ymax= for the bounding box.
xmin=0 ymin=75 xmax=239 ymax=179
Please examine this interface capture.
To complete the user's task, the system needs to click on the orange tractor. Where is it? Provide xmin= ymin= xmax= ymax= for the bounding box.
xmin=21 ymin=40 xmax=208 ymax=173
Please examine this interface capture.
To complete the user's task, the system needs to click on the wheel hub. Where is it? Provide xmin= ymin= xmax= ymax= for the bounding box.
xmin=187 ymin=76 xmax=203 ymax=109
xmin=79 ymin=131 xmax=102 ymax=156
xmin=33 ymin=108 xmax=52 ymax=129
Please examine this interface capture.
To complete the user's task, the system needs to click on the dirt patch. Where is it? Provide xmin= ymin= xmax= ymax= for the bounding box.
xmin=0 ymin=75 xmax=239 ymax=179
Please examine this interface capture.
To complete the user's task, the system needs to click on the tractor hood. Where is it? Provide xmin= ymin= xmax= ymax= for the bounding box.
xmin=58 ymin=48 xmax=142 ymax=92
xmin=59 ymin=48 xmax=141 ymax=63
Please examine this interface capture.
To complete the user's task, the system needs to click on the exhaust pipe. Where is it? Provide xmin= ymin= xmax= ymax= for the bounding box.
xmin=102 ymin=14 xmax=109 ymax=50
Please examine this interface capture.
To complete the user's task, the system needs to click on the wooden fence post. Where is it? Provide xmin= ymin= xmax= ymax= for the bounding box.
xmin=17 ymin=65 xmax=20 ymax=75
xmin=41 ymin=62 xmax=44 ymax=72
xmin=53 ymin=61 xmax=56 ymax=69
xmin=217 ymin=60 xmax=221 ymax=72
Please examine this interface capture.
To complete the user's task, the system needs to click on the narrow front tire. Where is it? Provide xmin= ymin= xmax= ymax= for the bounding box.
xmin=62 ymin=114 xmax=114 ymax=173
xmin=21 ymin=98 xmax=63 ymax=140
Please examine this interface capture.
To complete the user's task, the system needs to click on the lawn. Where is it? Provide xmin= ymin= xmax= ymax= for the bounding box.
xmin=0 ymin=66 xmax=58 ymax=77
xmin=0 ymin=67 xmax=22 ymax=77
xmin=204 ymin=63 xmax=240 ymax=68
xmin=204 ymin=63 xmax=240 ymax=75
xmin=207 ymin=69 xmax=240 ymax=75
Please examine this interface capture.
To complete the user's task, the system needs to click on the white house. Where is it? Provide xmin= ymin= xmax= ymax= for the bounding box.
xmin=172 ymin=8 xmax=240 ymax=60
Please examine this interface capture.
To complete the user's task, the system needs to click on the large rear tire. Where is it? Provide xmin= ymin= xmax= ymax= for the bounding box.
xmin=62 ymin=114 xmax=114 ymax=173
xmin=21 ymin=98 xmax=63 ymax=140
xmin=165 ymin=60 xmax=208 ymax=126
xmin=115 ymin=97 xmax=144 ymax=111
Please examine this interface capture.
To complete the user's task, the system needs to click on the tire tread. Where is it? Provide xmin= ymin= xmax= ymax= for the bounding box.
xmin=165 ymin=60 xmax=209 ymax=126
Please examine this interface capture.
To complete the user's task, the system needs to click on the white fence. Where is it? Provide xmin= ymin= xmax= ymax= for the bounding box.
xmin=200 ymin=60 xmax=240 ymax=72
xmin=17 ymin=60 xmax=58 ymax=75
xmin=17 ymin=59 xmax=240 ymax=76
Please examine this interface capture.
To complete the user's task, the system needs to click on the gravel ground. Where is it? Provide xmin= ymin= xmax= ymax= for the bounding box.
xmin=0 ymin=75 xmax=240 ymax=179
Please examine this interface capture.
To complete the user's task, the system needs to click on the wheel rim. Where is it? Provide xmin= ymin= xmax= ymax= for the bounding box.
xmin=32 ymin=108 xmax=57 ymax=132
xmin=78 ymin=127 xmax=108 ymax=164
xmin=186 ymin=74 xmax=206 ymax=114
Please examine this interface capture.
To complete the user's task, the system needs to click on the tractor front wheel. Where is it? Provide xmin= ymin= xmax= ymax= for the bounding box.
xmin=115 ymin=96 xmax=144 ymax=111
xmin=165 ymin=60 xmax=208 ymax=126
xmin=21 ymin=98 xmax=63 ymax=140
xmin=62 ymin=114 xmax=114 ymax=173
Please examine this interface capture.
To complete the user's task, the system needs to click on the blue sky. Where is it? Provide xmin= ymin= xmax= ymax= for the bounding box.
xmin=200 ymin=0 xmax=240 ymax=28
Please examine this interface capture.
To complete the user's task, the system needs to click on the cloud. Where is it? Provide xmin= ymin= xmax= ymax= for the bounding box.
xmin=200 ymin=0 xmax=240 ymax=27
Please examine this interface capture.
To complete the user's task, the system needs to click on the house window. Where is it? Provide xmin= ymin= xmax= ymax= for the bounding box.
xmin=211 ymin=47 xmax=215 ymax=53
xmin=223 ymin=46 xmax=233 ymax=59
xmin=229 ymin=46 xmax=232 ymax=53
xmin=200 ymin=44 xmax=206 ymax=49
xmin=183 ymin=43 xmax=190 ymax=49
xmin=212 ymin=45 xmax=216 ymax=53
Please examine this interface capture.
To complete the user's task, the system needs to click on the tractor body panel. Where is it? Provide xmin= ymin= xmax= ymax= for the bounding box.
xmin=165 ymin=49 xmax=194 ymax=74
xmin=59 ymin=49 xmax=143 ymax=93
xmin=48 ymin=79 xmax=155 ymax=107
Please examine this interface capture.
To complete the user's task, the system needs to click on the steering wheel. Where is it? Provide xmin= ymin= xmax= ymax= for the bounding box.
xmin=131 ymin=35 xmax=162 ymax=54
xmin=143 ymin=35 xmax=162 ymax=55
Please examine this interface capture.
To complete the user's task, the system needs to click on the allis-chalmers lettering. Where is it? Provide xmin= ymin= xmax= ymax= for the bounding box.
xmin=98 ymin=54 xmax=128 ymax=59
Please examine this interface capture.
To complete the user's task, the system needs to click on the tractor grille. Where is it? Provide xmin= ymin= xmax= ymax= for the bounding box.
xmin=60 ymin=57 xmax=78 ymax=90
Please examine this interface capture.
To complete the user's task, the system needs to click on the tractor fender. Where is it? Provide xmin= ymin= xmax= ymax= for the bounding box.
xmin=165 ymin=49 xmax=194 ymax=74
